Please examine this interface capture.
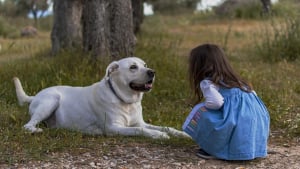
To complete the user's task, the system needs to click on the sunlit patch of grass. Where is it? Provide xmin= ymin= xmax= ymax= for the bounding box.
xmin=0 ymin=32 xmax=51 ymax=63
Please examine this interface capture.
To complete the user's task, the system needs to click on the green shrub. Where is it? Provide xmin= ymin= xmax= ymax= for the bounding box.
xmin=0 ymin=16 xmax=17 ymax=38
xmin=271 ymin=0 xmax=300 ymax=17
xmin=233 ymin=2 xmax=262 ymax=19
xmin=256 ymin=17 xmax=300 ymax=62
xmin=214 ymin=0 xmax=300 ymax=19
xmin=147 ymin=0 xmax=198 ymax=15
xmin=214 ymin=1 xmax=263 ymax=19
xmin=0 ymin=0 xmax=18 ymax=17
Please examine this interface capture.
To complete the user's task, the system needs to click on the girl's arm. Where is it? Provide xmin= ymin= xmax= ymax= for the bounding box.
xmin=200 ymin=79 xmax=224 ymax=110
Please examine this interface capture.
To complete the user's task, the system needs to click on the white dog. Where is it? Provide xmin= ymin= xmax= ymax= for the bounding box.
xmin=13 ymin=57 xmax=189 ymax=139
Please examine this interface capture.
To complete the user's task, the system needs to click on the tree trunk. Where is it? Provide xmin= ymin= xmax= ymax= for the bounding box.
xmin=260 ymin=0 xmax=271 ymax=14
xmin=82 ymin=0 xmax=109 ymax=58
xmin=51 ymin=0 xmax=82 ymax=55
xmin=31 ymin=9 xmax=38 ymax=27
xmin=132 ymin=0 xmax=144 ymax=34
xmin=109 ymin=0 xmax=135 ymax=58
xmin=51 ymin=0 xmax=136 ymax=58
xmin=82 ymin=0 xmax=135 ymax=58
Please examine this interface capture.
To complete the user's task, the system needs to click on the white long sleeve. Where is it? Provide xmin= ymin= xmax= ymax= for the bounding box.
xmin=200 ymin=79 xmax=224 ymax=110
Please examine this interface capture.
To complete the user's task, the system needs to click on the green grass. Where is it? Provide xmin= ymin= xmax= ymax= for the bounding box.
xmin=1 ymin=12 xmax=300 ymax=164
xmin=0 ymin=16 xmax=17 ymax=38
xmin=256 ymin=17 xmax=300 ymax=62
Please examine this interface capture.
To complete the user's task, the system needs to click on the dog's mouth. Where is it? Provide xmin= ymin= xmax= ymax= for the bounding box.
xmin=129 ymin=79 xmax=153 ymax=92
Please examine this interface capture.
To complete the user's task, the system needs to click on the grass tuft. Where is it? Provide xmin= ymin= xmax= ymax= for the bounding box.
xmin=256 ymin=17 xmax=300 ymax=62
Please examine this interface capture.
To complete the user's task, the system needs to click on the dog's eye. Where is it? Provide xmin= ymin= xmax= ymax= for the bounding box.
xmin=144 ymin=64 xmax=147 ymax=68
xmin=130 ymin=65 xmax=138 ymax=70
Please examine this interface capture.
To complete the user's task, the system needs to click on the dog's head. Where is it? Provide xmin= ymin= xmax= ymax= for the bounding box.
xmin=105 ymin=57 xmax=155 ymax=103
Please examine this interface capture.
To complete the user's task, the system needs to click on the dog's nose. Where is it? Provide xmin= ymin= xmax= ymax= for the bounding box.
xmin=147 ymin=70 xmax=155 ymax=78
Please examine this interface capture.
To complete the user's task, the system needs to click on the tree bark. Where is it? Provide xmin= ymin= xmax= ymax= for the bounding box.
xmin=51 ymin=0 xmax=82 ymax=55
xmin=132 ymin=0 xmax=144 ymax=34
xmin=51 ymin=0 xmax=136 ymax=59
xmin=109 ymin=0 xmax=135 ymax=58
xmin=82 ymin=0 xmax=109 ymax=58
xmin=82 ymin=0 xmax=135 ymax=59
xmin=260 ymin=0 xmax=271 ymax=14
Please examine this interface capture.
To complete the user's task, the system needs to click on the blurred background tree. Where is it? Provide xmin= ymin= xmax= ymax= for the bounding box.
xmin=0 ymin=0 xmax=18 ymax=17
xmin=0 ymin=0 xmax=50 ymax=25
xmin=214 ymin=0 xmax=273 ymax=18
xmin=145 ymin=0 xmax=199 ymax=14
xmin=261 ymin=0 xmax=272 ymax=13
xmin=15 ymin=0 xmax=49 ymax=24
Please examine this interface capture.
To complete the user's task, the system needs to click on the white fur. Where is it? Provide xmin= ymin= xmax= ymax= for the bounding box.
xmin=13 ymin=57 xmax=190 ymax=139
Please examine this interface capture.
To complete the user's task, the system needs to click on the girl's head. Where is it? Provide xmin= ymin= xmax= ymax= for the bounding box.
xmin=188 ymin=43 xmax=252 ymax=101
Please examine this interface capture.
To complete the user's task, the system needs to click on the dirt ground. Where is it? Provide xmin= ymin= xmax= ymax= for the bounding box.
xmin=2 ymin=141 xmax=299 ymax=169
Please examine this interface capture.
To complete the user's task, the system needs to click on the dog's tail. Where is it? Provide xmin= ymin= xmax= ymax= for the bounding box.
xmin=13 ymin=77 xmax=34 ymax=106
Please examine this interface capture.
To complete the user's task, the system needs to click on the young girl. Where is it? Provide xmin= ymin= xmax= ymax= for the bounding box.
xmin=182 ymin=43 xmax=270 ymax=160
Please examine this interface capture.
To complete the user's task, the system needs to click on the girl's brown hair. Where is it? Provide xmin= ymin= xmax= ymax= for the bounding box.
xmin=188 ymin=43 xmax=252 ymax=103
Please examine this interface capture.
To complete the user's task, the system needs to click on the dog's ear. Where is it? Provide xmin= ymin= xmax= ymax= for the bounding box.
xmin=105 ymin=61 xmax=119 ymax=77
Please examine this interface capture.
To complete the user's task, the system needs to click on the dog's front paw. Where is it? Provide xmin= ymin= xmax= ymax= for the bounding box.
xmin=176 ymin=131 xmax=192 ymax=139
xmin=166 ymin=127 xmax=191 ymax=138
xmin=150 ymin=131 xmax=170 ymax=139
xmin=24 ymin=125 xmax=43 ymax=133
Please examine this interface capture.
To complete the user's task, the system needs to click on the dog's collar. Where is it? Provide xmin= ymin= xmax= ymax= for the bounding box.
xmin=107 ymin=77 xmax=125 ymax=103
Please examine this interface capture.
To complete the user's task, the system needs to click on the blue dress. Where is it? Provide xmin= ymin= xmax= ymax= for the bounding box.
xmin=183 ymin=87 xmax=270 ymax=160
